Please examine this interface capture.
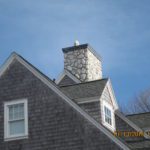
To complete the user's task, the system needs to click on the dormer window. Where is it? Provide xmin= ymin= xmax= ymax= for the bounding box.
xmin=4 ymin=99 xmax=28 ymax=141
xmin=104 ymin=106 xmax=112 ymax=125
xmin=102 ymin=101 xmax=115 ymax=131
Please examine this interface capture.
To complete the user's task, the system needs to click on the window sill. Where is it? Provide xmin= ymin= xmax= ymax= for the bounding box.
xmin=4 ymin=135 xmax=28 ymax=142
xmin=103 ymin=122 xmax=115 ymax=132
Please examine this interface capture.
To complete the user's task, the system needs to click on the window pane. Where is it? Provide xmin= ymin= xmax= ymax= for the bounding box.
xmin=9 ymin=120 xmax=25 ymax=135
xmin=107 ymin=109 xmax=111 ymax=117
xmin=9 ymin=103 xmax=24 ymax=120
xmin=105 ymin=116 xmax=112 ymax=125
xmin=13 ymin=104 xmax=19 ymax=120
xmin=9 ymin=105 xmax=13 ymax=120
xmin=18 ymin=103 xmax=24 ymax=119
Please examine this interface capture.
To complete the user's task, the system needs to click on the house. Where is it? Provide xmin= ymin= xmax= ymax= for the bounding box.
xmin=0 ymin=42 xmax=150 ymax=150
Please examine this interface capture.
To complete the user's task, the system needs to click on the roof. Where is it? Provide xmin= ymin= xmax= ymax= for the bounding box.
xmin=127 ymin=112 xmax=150 ymax=130
xmin=0 ymin=52 xmax=130 ymax=150
xmin=127 ymin=139 xmax=150 ymax=150
xmin=60 ymin=79 xmax=108 ymax=101
xmin=62 ymin=43 xmax=101 ymax=61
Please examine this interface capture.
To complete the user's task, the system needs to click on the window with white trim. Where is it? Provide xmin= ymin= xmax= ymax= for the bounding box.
xmin=104 ymin=106 xmax=112 ymax=125
xmin=4 ymin=99 xmax=28 ymax=140
xmin=102 ymin=101 xmax=115 ymax=131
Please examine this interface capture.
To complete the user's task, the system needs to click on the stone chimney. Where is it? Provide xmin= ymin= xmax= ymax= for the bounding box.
xmin=62 ymin=42 xmax=102 ymax=82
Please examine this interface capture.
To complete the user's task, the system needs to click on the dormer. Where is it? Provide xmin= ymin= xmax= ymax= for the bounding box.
xmin=60 ymin=78 xmax=118 ymax=132
xmin=58 ymin=42 xmax=118 ymax=132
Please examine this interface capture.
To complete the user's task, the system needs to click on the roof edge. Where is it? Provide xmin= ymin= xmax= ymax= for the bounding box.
xmin=60 ymin=78 xmax=109 ymax=87
xmin=126 ymin=111 xmax=150 ymax=117
xmin=0 ymin=52 xmax=18 ymax=77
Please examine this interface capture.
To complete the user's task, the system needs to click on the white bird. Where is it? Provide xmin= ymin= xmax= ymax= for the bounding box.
xmin=74 ymin=40 xmax=80 ymax=46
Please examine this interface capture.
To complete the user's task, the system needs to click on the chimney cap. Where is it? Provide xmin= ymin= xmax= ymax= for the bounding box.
xmin=62 ymin=43 xmax=101 ymax=61
xmin=74 ymin=40 xmax=80 ymax=46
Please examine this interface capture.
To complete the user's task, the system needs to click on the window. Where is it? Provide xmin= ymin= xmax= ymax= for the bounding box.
xmin=4 ymin=99 xmax=28 ymax=141
xmin=102 ymin=101 xmax=115 ymax=131
xmin=104 ymin=106 xmax=112 ymax=125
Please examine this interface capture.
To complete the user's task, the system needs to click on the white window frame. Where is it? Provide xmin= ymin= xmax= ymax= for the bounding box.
xmin=4 ymin=99 xmax=28 ymax=141
xmin=102 ymin=100 xmax=115 ymax=131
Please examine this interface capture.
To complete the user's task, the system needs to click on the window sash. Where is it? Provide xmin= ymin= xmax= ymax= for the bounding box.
xmin=104 ymin=106 xmax=112 ymax=125
xmin=8 ymin=103 xmax=25 ymax=121
xmin=102 ymin=101 xmax=115 ymax=131
xmin=9 ymin=120 xmax=25 ymax=136
xmin=8 ymin=104 xmax=25 ymax=136
xmin=105 ymin=115 xmax=112 ymax=125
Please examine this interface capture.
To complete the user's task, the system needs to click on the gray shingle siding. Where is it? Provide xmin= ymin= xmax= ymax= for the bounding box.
xmin=0 ymin=60 xmax=123 ymax=150
xmin=79 ymin=101 xmax=101 ymax=123
xmin=115 ymin=114 xmax=136 ymax=132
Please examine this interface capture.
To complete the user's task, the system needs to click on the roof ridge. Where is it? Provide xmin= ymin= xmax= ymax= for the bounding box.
xmin=127 ymin=111 xmax=150 ymax=116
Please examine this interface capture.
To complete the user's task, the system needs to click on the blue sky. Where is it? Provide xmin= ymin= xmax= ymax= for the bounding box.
xmin=0 ymin=0 xmax=150 ymax=108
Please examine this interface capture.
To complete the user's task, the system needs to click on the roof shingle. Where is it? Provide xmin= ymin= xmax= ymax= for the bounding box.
xmin=60 ymin=79 xmax=108 ymax=101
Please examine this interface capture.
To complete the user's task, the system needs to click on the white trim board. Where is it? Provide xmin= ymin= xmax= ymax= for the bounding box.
xmin=55 ymin=69 xmax=81 ymax=84
xmin=0 ymin=52 xmax=130 ymax=150
xmin=100 ymin=79 xmax=119 ymax=110
xmin=0 ymin=53 xmax=16 ymax=77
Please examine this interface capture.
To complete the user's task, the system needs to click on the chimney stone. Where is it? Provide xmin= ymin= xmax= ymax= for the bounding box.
xmin=62 ymin=43 xmax=102 ymax=82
